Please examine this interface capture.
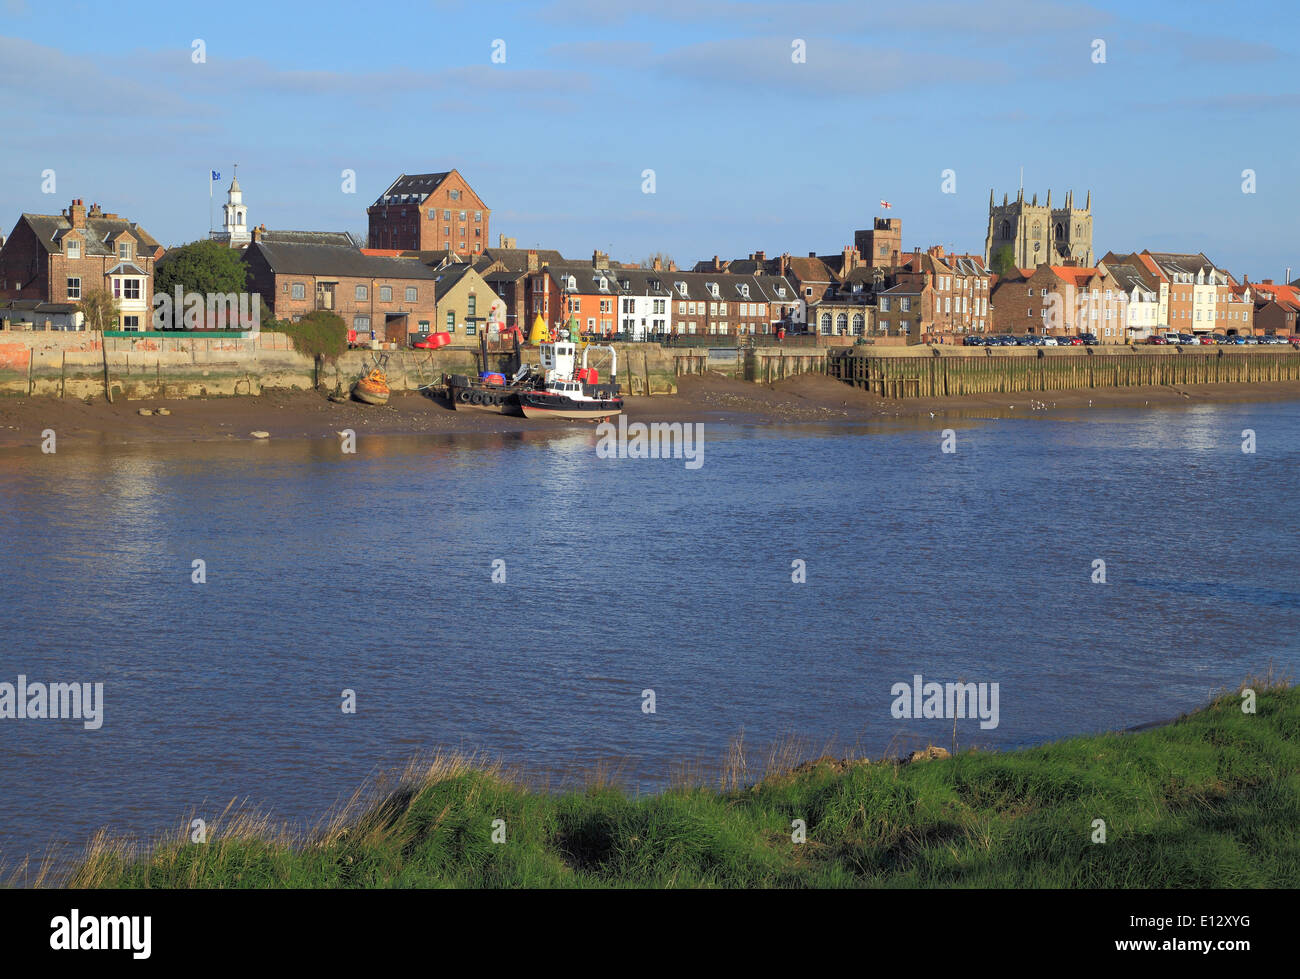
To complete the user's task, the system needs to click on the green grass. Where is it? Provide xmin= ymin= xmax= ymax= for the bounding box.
xmin=28 ymin=678 xmax=1300 ymax=888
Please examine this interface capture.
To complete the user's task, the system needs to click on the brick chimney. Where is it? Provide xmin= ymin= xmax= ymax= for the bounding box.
xmin=779 ymin=252 xmax=789 ymax=277
xmin=668 ymin=260 xmax=678 ymax=272
xmin=526 ymin=249 xmax=539 ymax=272
xmin=593 ymin=249 xmax=609 ymax=270
xmin=808 ymin=251 xmax=816 ymax=258
xmin=252 ymin=224 xmax=265 ymax=243
xmin=752 ymin=250 xmax=766 ymax=263
xmin=88 ymin=202 xmax=103 ymax=219
xmin=652 ymin=256 xmax=662 ymax=272
xmin=712 ymin=255 xmax=721 ymax=271
xmin=843 ymin=245 xmax=858 ymax=272
xmin=1261 ymin=278 xmax=1274 ymax=285
xmin=68 ymin=199 xmax=86 ymax=229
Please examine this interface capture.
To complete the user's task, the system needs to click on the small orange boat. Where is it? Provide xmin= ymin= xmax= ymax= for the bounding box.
xmin=352 ymin=367 xmax=390 ymax=406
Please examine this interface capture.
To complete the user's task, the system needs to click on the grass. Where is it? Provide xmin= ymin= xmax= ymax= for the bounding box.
xmin=17 ymin=675 xmax=1300 ymax=888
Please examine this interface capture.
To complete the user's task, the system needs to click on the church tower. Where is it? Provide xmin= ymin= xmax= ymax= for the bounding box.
xmin=216 ymin=166 xmax=250 ymax=247
xmin=984 ymin=188 xmax=1093 ymax=269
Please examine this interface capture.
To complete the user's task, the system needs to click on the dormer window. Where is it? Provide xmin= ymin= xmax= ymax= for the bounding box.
xmin=599 ymin=277 xmax=607 ymax=291
xmin=66 ymin=239 xmax=80 ymax=259
xmin=740 ymin=284 xmax=750 ymax=298
xmin=566 ymin=276 xmax=577 ymax=291
xmin=709 ymin=283 xmax=719 ymax=298
xmin=777 ymin=287 xmax=786 ymax=298
xmin=117 ymin=242 xmax=132 ymax=260
xmin=676 ymin=282 xmax=687 ymax=296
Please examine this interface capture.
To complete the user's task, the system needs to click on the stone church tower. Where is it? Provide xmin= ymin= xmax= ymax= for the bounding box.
xmin=984 ymin=189 xmax=1093 ymax=269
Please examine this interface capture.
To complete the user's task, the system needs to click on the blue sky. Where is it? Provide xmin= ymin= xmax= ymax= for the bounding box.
xmin=2 ymin=0 xmax=1297 ymax=278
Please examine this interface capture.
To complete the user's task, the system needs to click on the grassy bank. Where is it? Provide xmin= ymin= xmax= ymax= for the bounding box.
xmin=32 ymin=679 xmax=1300 ymax=888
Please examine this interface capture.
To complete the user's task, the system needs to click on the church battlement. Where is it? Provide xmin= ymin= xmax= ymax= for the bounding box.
xmin=984 ymin=188 xmax=1093 ymax=269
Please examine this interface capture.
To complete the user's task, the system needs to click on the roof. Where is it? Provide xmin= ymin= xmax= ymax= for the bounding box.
xmin=432 ymin=263 xmax=475 ymax=301
xmin=373 ymin=172 xmax=451 ymax=206
xmin=245 ymin=241 xmax=440 ymax=279
xmin=0 ymin=299 xmax=80 ymax=314
xmin=19 ymin=212 xmax=161 ymax=258
xmin=259 ymin=230 xmax=358 ymax=248
xmin=1048 ymin=266 xmax=1100 ymax=287
xmin=479 ymin=247 xmax=565 ymax=271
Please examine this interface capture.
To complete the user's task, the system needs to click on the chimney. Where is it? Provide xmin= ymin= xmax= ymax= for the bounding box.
xmin=712 ymin=255 xmax=721 ymax=271
xmin=808 ymin=251 xmax=816 ymax=258
xmin=652 ymin=256 xmax=662 ymax=272
xmin=1262 ymin=279 xmax=1274 ymax=285
xmin=103 ymin=212 xmax=119 ymax=220
xmin=68 ymin=199 xmax=86 ymax=229
xmin=753 ymin=250 xmax=766 ymax=263
xmin=593 ymin=249 xmax=609 ymax=270
xmin=843 ymin=245 xmax=856 ymax=272
xmin=668 ymin=260 xmax=678 ymax=272
xmin=88 ymin=202 xmax=103 ymax=219
xmin=779 ymin=252 xmax=790 ymax=277
xmin=527 ymin=249 xmax=539 ymax=272
xmin=252 ymin=224 xmax=264 ymax=243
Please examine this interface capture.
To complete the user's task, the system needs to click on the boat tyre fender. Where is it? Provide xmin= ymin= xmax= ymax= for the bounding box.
xmin=470 ymin=391 xmax=484 ymax=406
xmin=458 ymin=389 xmax=472 ymax=403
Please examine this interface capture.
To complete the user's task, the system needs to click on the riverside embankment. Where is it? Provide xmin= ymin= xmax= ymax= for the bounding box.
xmin=33 ymin=680 xmax=1300 ymax=888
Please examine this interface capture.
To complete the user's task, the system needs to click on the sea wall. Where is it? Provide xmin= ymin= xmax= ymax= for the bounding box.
xmin=0 ymin=333 xmax=680 ymax=399
xmin=828 ymin=345 xmax=1300 ymax=398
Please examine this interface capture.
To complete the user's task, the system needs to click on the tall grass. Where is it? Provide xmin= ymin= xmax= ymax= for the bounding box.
xmin=17 ymin=676 xmax=1300 ymax=889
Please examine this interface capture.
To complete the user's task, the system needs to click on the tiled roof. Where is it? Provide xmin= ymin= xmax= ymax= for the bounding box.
xmin=20 ymin=213 xmax=161 ymax=257
xmin=245 ymin=241 xmax=440 ymax=279
xmin=260 ymin=230 xmax=358 ymax=248
xmin=373 ymin=172 xmax=451 ymax=205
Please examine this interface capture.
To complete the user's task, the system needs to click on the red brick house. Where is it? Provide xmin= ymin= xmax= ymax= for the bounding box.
xmin=243 ymin=241 xmax=440 ymax=343
xmin=0 ymin=199 xmax=163 ymax=330
xmin=367 ymin=171 xmax=490 ymax=255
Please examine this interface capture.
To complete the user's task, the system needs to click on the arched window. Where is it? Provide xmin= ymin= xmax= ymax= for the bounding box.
xmin=1055 ymin=222 xmax=1064 ymax=240
xmin=836 ymin=313 xmax=848 ymax=334
xmin=820 ymin=313 xmax=832 ymax=335
xmin=998 ymin=219 xmax=1011 ymax=239
xmin=1032 ymin=221 xmax=1042 ymax=239
xmin=852 ymin=313 xmax=864 ymax=335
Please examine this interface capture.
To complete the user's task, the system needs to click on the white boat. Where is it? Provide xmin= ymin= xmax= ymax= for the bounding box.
xmin=517 ymin=337 xmax=623 ymax=421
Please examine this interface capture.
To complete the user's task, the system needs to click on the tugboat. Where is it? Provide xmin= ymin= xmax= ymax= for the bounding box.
xmin=517 ymin=329 xmax=622 ymax=421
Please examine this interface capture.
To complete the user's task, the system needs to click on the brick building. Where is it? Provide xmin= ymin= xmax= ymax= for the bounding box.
xmin=0 ymin=199 xmax=163 ymax=330
xmin=243 ymin=241 xmax=440 ymax=343
xmin=367 ymin=171 xmax=489 ymax=254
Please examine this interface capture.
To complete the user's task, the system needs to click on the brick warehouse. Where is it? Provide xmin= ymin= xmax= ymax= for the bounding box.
xmin=367 ymin=170 xmax=490 ymax=254
xmin=243 ymin=241 xmax=441 ymax=343
xmin=0 ymin=199 xmax=164 ymax=330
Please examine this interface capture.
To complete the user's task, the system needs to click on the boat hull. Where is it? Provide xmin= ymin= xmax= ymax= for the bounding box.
xmin=448 ymin=384 xmax=520 ymax=414
xmin=518 ymin=392 xmax=623 ymax=420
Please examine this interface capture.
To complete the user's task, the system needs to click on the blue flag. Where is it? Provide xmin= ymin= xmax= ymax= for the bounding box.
xmin=211 ymin=170 xmax=220 ymax=181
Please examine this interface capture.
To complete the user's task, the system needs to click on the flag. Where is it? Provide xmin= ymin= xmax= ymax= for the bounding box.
xmin=879 ymin=199 xmax=892 ymax=209
xmin=211 ymin=170 xmax=221 ymax=182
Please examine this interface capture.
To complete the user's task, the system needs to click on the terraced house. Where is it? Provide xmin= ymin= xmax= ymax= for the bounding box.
xmin=0 ymin=199 xmax=163 ymax=330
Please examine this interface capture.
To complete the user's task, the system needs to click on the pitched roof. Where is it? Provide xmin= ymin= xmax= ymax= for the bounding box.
xmin=20 ymin=212 xmax=161 ymax=257
xmin=1049 ymin=266 xmax=1100 ymax=287
xmin=478 ymin=247 xmax=566 ymax=271
xmin=245 ymin=241 xmax=440 ymax=279
xmin=260 ymin=230 xmax=358 ymax=248
xmin=373 ymin=172 xmax=451 ymax=205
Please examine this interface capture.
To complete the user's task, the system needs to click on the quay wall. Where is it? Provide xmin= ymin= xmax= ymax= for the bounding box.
xmin=827 ymin=346 xmax=1300 ymax=398
xmin=0 ymin=333 xmax=680 ymax=399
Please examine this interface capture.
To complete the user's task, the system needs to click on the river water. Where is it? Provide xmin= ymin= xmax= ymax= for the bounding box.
xmin=1 ymin=400 xmax=1297 ymax=868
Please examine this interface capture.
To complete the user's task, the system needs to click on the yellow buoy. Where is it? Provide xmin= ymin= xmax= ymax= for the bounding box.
xmin=528 ymin=313 xmax=548 ymax=345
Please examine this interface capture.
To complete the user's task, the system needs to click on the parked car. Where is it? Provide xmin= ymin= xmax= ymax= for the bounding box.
xmin=1060 ymin=336 xmax=1083 ymax=346
xmin=1077 ymin=332 xmax=1098 ymax=345
xmin=1041 ymin=336 xmax=1059 ymax=347
xmin=963 ymin=334 xmax=985 ymax=346
xmin=1199 ymin=335 xmax=1217 ymax=345
xmin=1145 ymin=335 xmax=1168 ymax=345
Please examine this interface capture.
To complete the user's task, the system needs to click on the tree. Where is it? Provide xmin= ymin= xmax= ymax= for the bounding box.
xmin=268 ymin=310 xmax=348 ymax=363
xmin=155 ymin=239 xmax=249 ymax=297
xmin=990 ymin=245 xmax=1018 ymax=278
xmin=78 ymin=288 xmax=120 ymax=332
xmin=641 ymin=251 xmax=675 ymax=270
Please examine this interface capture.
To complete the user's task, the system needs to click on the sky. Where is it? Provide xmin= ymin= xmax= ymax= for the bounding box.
xmin=1 ymin=0 xmax=1297 ymax=279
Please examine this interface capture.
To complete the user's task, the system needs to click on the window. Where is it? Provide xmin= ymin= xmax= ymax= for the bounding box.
xmin=406 ymin=287 xmax=418 ymax=302
xmin=355 ymin=285 xmax=368 ymax=300
xmin=354 ymin=316 xmax=371 ymax=332
xmin=292 ymin=283 xmax=306 ymax=299
xmin=66 ymin=239 xmax=80 ymax=259
xmin=468 ymin=295 xmax=477 ymax=318
xmin=718 ymin=302 xmax=727 ymax=315
xmin=380 ymin=285 xmax=392 ymax=302
xmin=459 ymin=211 xmax=466 ymax=222
xmin=901 ymin=298 xmax=911 ymax=312
xmin=474 ymin=211 xmax=482 ymax=222
xmin=428 ymin=211 xmax=436 ymax=220
xmin=881 ymin=298 xmax=891 ymax=312
xmin=446 ymin=312 xmax=455 ymax=331
xmin=66 ymin=277 xmax=81 ymax=299
xmin=118 ymin=242 xmax=132 ymax=259
xmin=449 ymin=189 xmax=460 ymax=200
xmin=122 ymin=316 xmax=140 ymax=330
xmin=466 ymin=321 xmax=476 ymax=336
xmin=678 ymin=302 xmax=686 ymax=314
xmin=121 ymin=279 xmax=141 ymax=300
